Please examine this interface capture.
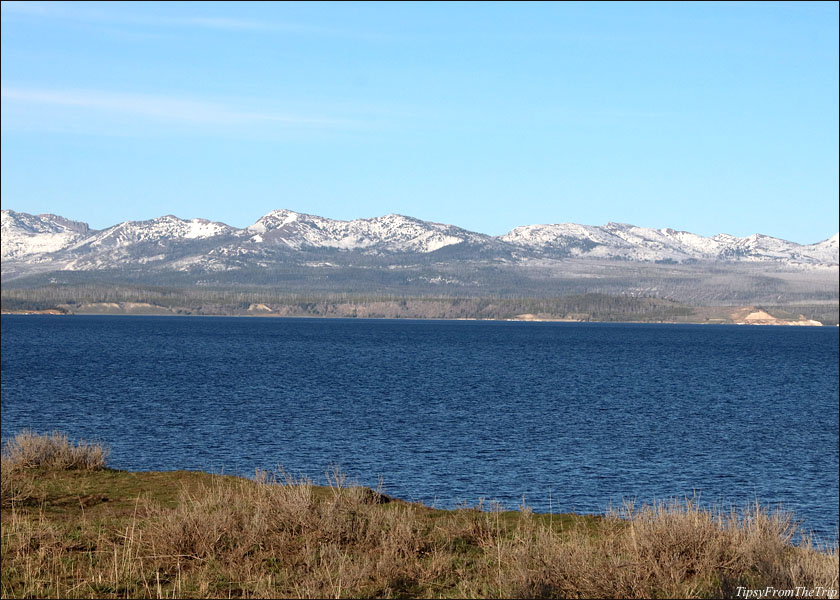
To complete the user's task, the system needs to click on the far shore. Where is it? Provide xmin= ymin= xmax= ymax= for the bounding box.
xmin=1 ymin=306 xmax=828 ymax=326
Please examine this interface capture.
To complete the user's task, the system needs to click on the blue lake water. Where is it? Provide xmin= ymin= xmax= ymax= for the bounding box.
xmin=1 ymin=315 xmax=838 ymax=540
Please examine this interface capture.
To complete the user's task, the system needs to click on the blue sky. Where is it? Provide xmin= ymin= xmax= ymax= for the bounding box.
xmin=1 ymin=1 xmax=837 ymax=243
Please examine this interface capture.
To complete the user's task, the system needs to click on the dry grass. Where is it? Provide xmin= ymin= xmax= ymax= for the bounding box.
xmin=1 ymin=432 xmax=837 ymax=598
xmin=0 ymin=457 xmax=36 ymax=509
xmin=1 ymin=430 xmax=109 ymax=472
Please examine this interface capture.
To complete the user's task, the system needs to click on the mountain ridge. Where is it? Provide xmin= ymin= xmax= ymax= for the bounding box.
xmin=2 ymin=208 xmax=838 ymax=281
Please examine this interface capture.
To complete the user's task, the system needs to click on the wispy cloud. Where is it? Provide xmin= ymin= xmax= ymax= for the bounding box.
xmin=0 ymin=1 xmax=379 ymax=40
xmin=174 ymin=16 xmax=341 ymax=36
xmin=0 ymin=85 xmax=364 ymax=137
xmin=0 ymin=1 xmax=56 ymax=17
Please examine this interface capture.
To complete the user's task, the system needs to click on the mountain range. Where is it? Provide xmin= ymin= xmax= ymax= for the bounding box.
xmin=3 ymin=208 xmax=839 ymax=316
xmin=3 ymin=209 xmax=837 ymax=278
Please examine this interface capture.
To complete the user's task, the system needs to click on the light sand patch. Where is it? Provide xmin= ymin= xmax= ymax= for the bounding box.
xmin=74 ymin=302 xmax=172 ymax=314
xmin=732 ymin=308 xmax=822 ymax=326
xmin=512 ymin=313 xmax=582 ymax=322
xmin=81 ymin=302 xmax=120 ymax=310
xmin=743 ymin=309 xmax=776 ymax=322
xmin=248 ymin=303 xmax=273 ymax=312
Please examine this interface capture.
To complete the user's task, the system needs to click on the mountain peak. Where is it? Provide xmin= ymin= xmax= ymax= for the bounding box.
xmin=243 ymin=209 xmax=478 ymax=253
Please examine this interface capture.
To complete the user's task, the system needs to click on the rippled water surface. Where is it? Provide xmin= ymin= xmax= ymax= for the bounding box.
xmin=2 ymin=315 xmax=838 ymax=538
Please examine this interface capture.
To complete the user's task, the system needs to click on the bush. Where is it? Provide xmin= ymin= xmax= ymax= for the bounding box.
xmin=1 ymin=430 xmax=109 ymax=471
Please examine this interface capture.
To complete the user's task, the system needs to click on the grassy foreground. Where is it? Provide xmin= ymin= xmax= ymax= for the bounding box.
xmin=1 ymin=432 xmax=838 ymax=599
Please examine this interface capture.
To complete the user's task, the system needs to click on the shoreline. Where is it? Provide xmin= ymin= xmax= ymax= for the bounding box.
xmin=1 ymin=308 xmax=827 ymax=326
xmin=3 ymin=461 xmax=837 ymax=599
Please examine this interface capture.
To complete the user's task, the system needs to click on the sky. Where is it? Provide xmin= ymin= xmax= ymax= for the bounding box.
xmin=1 ymin=1 xmax=838 ymax=244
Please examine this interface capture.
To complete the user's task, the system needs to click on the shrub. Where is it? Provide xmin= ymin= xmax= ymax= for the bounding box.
xmin=1 ymin=430 xmax=109 ymax=471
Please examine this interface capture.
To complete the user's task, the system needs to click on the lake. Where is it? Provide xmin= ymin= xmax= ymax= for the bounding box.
xmin=1 ymin=315 xmax=838 ymax=540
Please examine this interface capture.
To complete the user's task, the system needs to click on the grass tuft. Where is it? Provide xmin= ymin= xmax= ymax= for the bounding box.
xmin=1 ymin=430 xmax=109 ymax=472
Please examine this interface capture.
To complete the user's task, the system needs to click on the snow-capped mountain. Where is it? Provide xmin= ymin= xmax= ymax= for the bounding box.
xmin=1 ymin=208 xmax=837 ymax=282
xmin=71 ymin=215 xmax=238 ymax=250
xmin=500 ymin=221 xmax=839 ymax=265
xmin=798 ymin=232 xmax=839 ymax=264
xmin=245 ymin=209 xmax=491 ymax=253
xmin=1 ymin=210 xmax=91 ymax=260
xmin=55 ymin=215 xmax=243 ymax=271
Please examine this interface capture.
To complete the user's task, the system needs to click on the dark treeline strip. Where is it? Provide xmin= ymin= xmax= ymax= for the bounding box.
xmin=3 ymin=284 xmax=838 ymax=324
xmin=1 ymin=285 xmax=697 ymax=322
xmin=4 ymin=259 xmax=838 ymax=308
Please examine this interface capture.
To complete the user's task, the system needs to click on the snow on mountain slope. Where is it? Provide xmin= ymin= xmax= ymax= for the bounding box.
xmin=69 ymin=215 xmax=237 ymax=251
xmin=603 ymin=223 xmax=719 ymax=259
xmin=502 ymin=220 xmax=839 ymax=265
xmin=246 ymin=209 xmax=484 ymax=253
xmin=1 ymin=209 xmax=91 ymax=260
xmin=500 ymin=222 xmax=710 ymax=260
xmin=500 ymin=223 xmax=618 ymax=250
xmin=56 ymin=215 xmax=243 ymax=270
xmin=800 ymin=233 xmax=839 ymax=264
xmin=2 ymin=209 xmax=837 ymax=278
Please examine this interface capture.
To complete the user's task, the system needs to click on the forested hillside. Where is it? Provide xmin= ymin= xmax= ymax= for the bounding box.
xmin=3 ymin=285 xmax=837 ymax=325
